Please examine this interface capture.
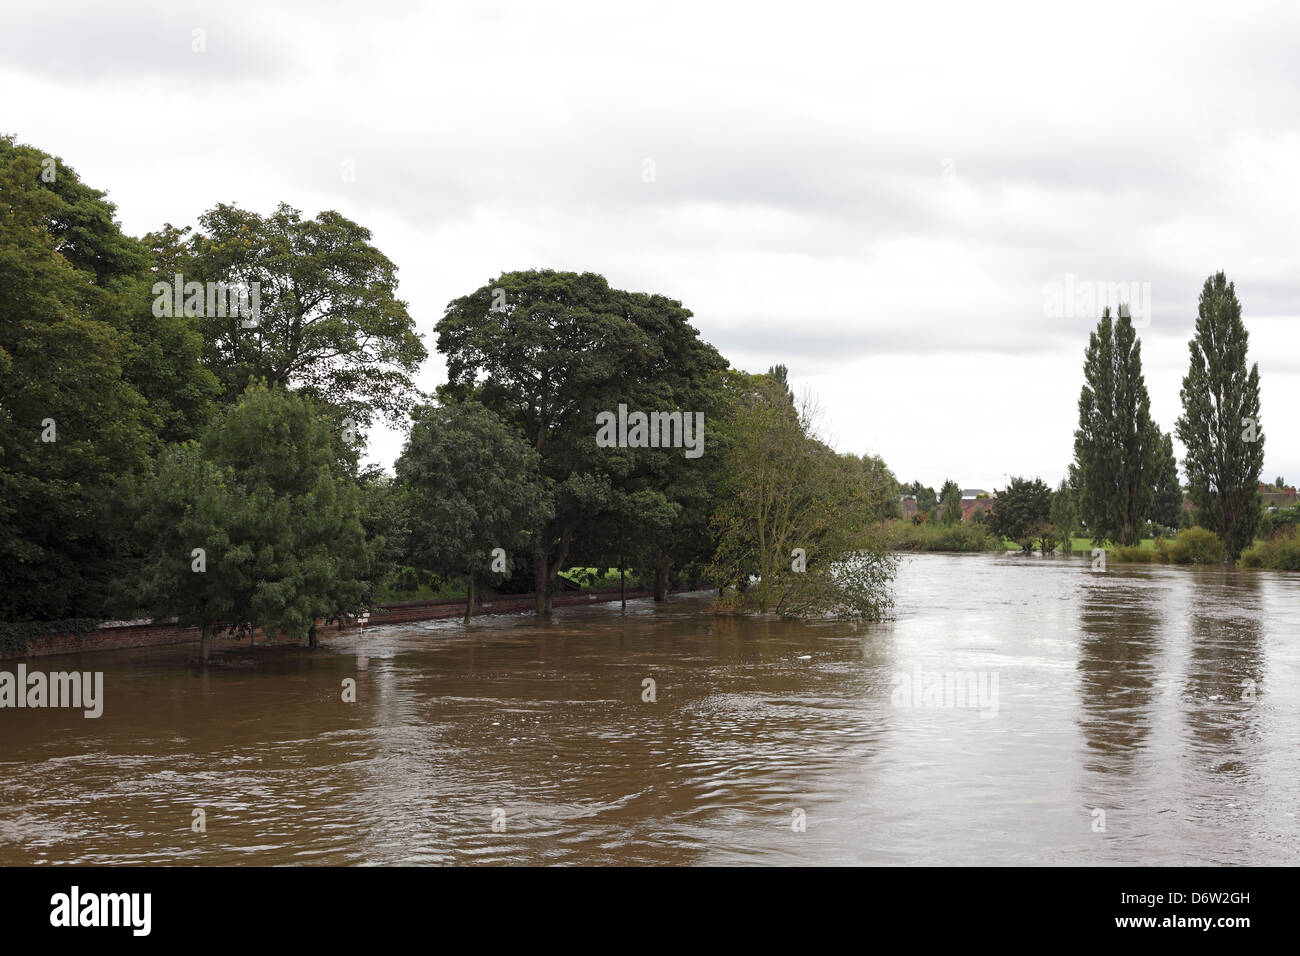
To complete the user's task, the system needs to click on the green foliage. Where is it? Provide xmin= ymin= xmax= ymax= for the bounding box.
xmin=356 ymin=467 xmax=408 ymax=606
xmin=1028 ymin=518 xmax=1058 ymax=555
xmin=709 ymin=374 xmax=897 ymax=618
xmin=938 ymin=478 xmax=962 ymax=526
xmin=1111 ymin=544 xmax=1158 ymax=563
xmin=776 ymin=546 xmax=897 ymax=621
xmin=1175 ymin=272 xmax=1263 ymax=561
xmin=1050 ymin=479 xmax=1079 ymax=553
xmin=1259 ymin=504 xmax=1300 ymax=540
xmin=395 ymin=400 xmax=553 ymax=619
xmin=1240 ymin=528 xmax=1300 ymax=571
xmin=1149 ymin=431 xmax=1183 ymax=532
xmin=149 ymin=202 xmax=427 ymax=428
xmin=845 ymin=453 xmax=903 ymax=521
xmin=1108 ymin=528 xmax=1225 ymax=565
xmin=436 ymin=269 xmax=727 ymax=612
xmin=766 ymin=363 xmax=795 ymax=405
xmin=885 ymin=520 xmax=1000 ymax=552
xmin=1073 ymin=307 xmax=1161 ymax=547
xmin=0 ymin=136 xmax=157 ymax=620
xmin=903 ymin=481 xmax=938 ymax=514
xmin=133 ymin=385 xmax=380 ymax=652
xmin=988 ymin=476 xmax=1052 ymax=551
xmin=1164 ymin=526 xmax=1226 ymax=565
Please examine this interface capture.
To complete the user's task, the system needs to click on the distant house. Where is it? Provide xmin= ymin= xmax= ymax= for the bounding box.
xmin=960 ymin=489 xmax=993 ymax=522
xmin=1260 ymin=483 xmax=1297 ymax=512
xmin=899 ymin=490 xmax=994 ymax=523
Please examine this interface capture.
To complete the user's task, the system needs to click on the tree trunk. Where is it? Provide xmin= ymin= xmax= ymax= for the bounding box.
xmin=308 ymin=622 xmax=317 ymax=648
xmin=200 ymin=623 xmax=212 ymax=665
xmin=534 ymin=548 xmax=550 ymax=617
xmin=534 ymin=528 xmax=571 ymax=617
xmin=654 ymin=553 xmax=670 ymax=602
xmin=464 ymin=573 xmax=475 ymax=626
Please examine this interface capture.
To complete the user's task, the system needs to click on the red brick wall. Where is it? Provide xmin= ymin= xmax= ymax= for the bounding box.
xmin=4 ymin=588 xmax=667 ymax=660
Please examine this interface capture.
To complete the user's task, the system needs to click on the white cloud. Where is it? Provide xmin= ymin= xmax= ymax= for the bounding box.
xmin=4 ymin=0 xmax=1299 ymax=488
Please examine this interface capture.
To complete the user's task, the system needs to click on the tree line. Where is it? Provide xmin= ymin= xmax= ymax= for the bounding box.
xmin=0 ymin=137 xmax=901 ymax=656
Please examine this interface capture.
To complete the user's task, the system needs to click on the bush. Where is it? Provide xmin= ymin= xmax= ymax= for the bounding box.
xmin=776 ymin=549 xmax=899 ymax=621
xmin=1240 ymin=527 xmax=1300 ymax=571
xmin=1259 ymin=505 xmax=1300 ymax=540
xmin=885 ymin=520 xmax=999 ymax=552
xmin=1165 ymin=526 xmax=1226 ymax=565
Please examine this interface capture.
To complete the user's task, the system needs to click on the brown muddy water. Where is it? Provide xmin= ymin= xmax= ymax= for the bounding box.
xmin=2 ymin=553 xmax=1298 ymax=865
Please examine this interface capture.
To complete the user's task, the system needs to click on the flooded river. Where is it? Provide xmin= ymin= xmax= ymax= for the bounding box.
xmin=2 ymin=553 xmax=1298 ymax=865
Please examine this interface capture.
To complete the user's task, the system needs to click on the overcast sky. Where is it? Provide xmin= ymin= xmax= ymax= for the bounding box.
xmin=5 ymin=0 xmax=1299 ymax=490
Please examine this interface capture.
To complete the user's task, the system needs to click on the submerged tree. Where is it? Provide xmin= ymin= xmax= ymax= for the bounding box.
xmin=436 ymin=269 xmax=725 ymax=615
xmin=708 ymin=372 xmax=897 ymax=619
xmin=395 ymin=401 xmax=553 ymax=624
xmin=989 ymin=476 xmax=1053 ymax=552
xmin=1050 ymin=478 xmax=1079 ymax=553
xmin=1175 ymin=272 xmax=1263 ymax=560
xmin=135 ymin=384 xmax=378 ymax=661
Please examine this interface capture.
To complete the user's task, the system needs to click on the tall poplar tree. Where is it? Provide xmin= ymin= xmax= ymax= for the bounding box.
xmin=1073 ymin=307 xmax=1160 ymax=546
xmin=1175 ymin=272 xmax=1263 ymax=560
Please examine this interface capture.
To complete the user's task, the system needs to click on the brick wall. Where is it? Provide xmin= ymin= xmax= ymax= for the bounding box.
xmin=3 ymin=587 xmax=667 ymax=661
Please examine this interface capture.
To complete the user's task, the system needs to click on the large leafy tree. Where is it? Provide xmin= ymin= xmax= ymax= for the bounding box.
xmin=436 ymin=269 xmax=726 ymax=614
xmin=0 ymin=138 xmax=174 ymax=620
xmin=0 ymin=137 xmax=224 ymax=622
xmin=395 ymin=401 xmax=553 ymax=623
xmin=149 ymin=202 xmax=426 ymax=427
xmin=850 ymin=453 xmax=903 ymax=522
xmin=134 ymin=384 xmax=379 ymax=661
xmin=581 ymin=287 xmax=729 ymax=601
xmin=1175 ymin=272 xmax=1263 ymax=560
xmin=1073 ymin=306 xmax=1161 ymax=546
xmin=989 ymin=476 xmax=1053 ymax=551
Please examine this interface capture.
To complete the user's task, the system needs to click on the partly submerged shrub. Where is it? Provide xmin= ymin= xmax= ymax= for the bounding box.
xmin=886 ymin=520 xmax=998 ymax=552
xmin=1165 ymin=526 xmax=1226 ymax=565
xmin=1240 ymin=527 xmax=1300 ymax=571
